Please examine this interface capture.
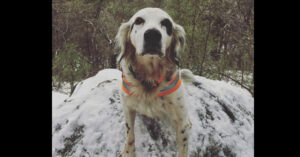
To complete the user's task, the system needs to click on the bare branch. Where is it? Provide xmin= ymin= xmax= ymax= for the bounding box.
xmin=204 ymin=68 xmax=254 ymax=97
xmin=83 ymin=19 xmax=114 ymax=48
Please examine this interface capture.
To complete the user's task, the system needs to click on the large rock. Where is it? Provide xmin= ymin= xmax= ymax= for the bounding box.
xmin=52 ymin=69 xmax=254 ymax=157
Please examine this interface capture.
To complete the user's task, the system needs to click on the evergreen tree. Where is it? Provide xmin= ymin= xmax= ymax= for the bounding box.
xmin=53 ymin=43 xmax=91 ymax=95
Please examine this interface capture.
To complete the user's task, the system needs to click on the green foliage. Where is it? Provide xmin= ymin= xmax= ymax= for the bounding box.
xmin=53 ymin=43 xmax=91 ymax=93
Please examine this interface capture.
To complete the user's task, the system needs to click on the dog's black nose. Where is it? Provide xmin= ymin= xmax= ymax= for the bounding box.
xmin=144 ymin=29 xmax=162 ymax=44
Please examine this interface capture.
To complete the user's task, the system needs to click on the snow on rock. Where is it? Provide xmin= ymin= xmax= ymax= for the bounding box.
xmin=52 ymin=91 xmax=69 ymax=109
xmin=52 ymin=69 xmax=254 ymax=157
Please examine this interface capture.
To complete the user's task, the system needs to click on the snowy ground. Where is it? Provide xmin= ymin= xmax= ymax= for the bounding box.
xmin=52 ymin=69 xmax=254 ymax=157
xmin=52 ymin=91 xmax=69 ymax=109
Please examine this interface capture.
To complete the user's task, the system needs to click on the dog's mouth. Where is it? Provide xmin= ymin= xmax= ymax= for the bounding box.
xmin=142 ymin=43 xmax=163 ymax=56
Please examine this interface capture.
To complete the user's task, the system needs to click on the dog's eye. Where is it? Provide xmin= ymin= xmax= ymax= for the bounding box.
xmin=134 ymin=17 xmax=145 ymax=25
xmin=161 ymin=19 xmax=173 ymax=35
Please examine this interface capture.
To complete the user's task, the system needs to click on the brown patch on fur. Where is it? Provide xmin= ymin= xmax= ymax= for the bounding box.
xmin=125 ymin=40 xmax=136 ymax=62
xmin=150 ymin=61 xmax=154 ymax=69
xmin=131 ymin=56 xmax=167 ymax=82
xmin=128 ymin=139 xmax=135 ymax=146
xmin=165 ymin=69 xmax=176 ymax=81
xmin=162 ymin=103 xmax=166 ymax=109
xmin=118 ymin=37 xmax=136 ymax=64
xmin=166 ymin=35 xmax=178 ymax=66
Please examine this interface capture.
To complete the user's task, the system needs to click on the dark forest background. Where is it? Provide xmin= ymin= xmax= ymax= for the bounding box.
xmin=52 ymin=0 xmax=254 ymax=96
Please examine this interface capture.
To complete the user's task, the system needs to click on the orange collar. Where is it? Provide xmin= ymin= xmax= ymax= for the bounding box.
xmin=121 ymin=71 xmax=182 ymax=97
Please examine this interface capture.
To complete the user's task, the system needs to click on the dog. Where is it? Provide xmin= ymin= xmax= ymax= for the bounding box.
xmin=115 ymin=8 xmax=193 ymax=157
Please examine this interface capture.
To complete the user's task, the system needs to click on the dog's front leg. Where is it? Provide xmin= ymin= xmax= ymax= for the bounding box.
xmin=169 ymin=102 xmax=192 ymax=157
xmin=120 ymin=106 xmax=136 ymax=157
xmin=171 ymin=117 xmax=191 ymax=157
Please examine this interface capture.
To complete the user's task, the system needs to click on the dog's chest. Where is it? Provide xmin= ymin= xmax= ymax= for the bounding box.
xmin=124 ymin=95 xmax=175 ymax=118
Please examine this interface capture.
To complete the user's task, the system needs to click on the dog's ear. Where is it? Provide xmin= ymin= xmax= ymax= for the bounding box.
xmin=168 ymin=23 xmax=186 ymax=66
xmin=115 ymin=22 xmax=131 ymax=64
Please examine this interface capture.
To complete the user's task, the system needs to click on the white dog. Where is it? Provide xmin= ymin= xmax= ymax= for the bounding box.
xmin=116 ymin=8 xmax=193 ymax=157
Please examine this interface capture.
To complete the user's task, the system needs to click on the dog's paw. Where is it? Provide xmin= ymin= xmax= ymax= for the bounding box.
xmin=119 ymin=148 xmax=135 ymax=157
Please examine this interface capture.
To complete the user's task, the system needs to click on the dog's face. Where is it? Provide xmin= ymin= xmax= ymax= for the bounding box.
xmin=129 ymin=8 xmax=173 ymax=56
xmin=116 ymin=8 xmax=185 ymax=65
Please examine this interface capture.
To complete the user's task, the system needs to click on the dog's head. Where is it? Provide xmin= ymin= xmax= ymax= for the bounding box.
xmin=116 ymin=8 xmax=185 ymax=66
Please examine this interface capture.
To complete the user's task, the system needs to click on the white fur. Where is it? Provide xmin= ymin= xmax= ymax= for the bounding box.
xmin=129 ymin=8 xmax=172 ymax=56
xmin=116 ymin=7 xmax=185 ymax=63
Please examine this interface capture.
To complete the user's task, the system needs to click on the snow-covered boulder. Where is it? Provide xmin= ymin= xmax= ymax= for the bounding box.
xmin=52 ymin=69 xmax=254 ymax=157
xmin=52 ymin=91 xmax=69 ymax=109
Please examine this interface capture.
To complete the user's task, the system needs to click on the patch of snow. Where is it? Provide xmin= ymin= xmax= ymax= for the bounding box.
xmin=52 ymin=69 xmax=254 ymax=157
xmin=52 ymin=91 xmax=69 ymax=109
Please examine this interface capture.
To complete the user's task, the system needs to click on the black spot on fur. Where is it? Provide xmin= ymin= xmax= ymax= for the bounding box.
xmin=181 ymin=129 xmax=185 ymax=134
xmin=126 ymin=123 xmax=130 ymax=134
xmin=183 ymin=137 xmax=187 ymax=142
xmin=161 ymin=18 xmax=173 ymax=35
xmin=130 ymin=24 xmax=134 ymax=32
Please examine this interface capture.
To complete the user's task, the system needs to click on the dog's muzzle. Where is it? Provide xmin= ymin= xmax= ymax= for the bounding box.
xmin=142 ymin=28 xmax=162 ymax=56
